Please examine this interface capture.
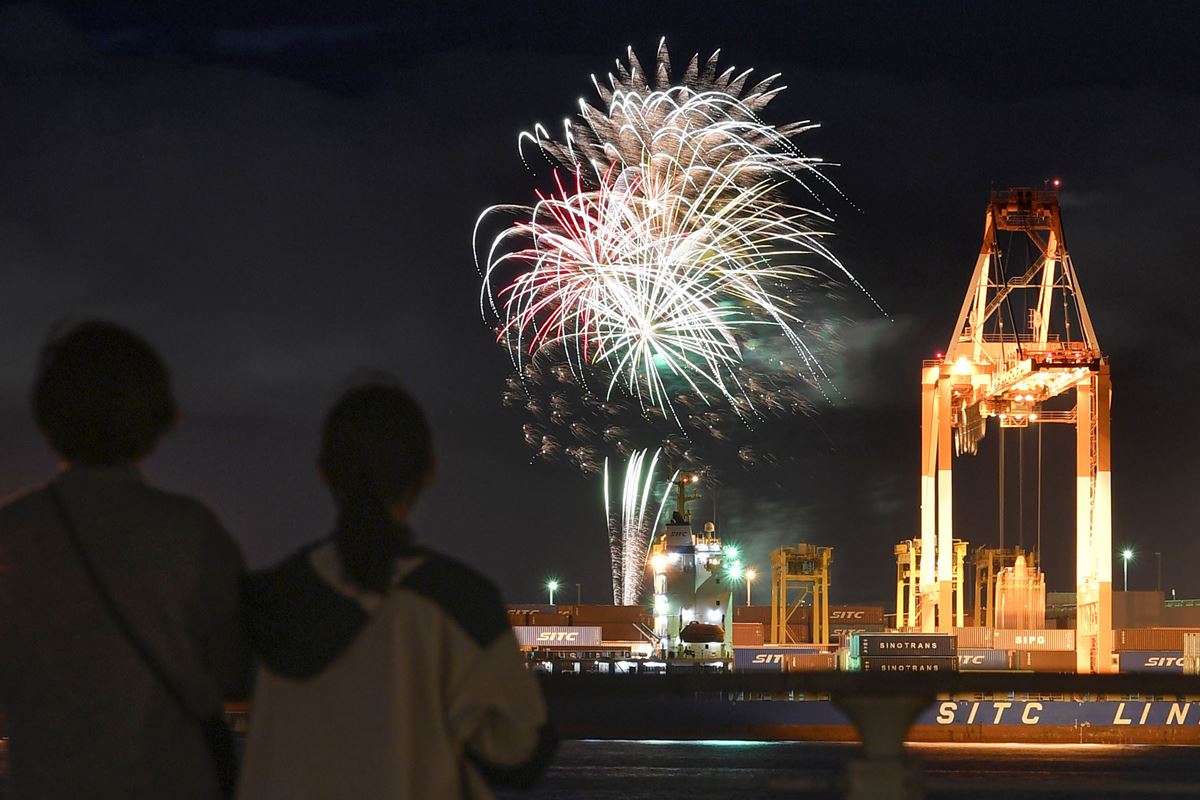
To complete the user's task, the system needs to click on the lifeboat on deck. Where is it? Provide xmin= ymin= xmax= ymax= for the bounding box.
xmin=679 ymin=622 xmax=724 ymax=643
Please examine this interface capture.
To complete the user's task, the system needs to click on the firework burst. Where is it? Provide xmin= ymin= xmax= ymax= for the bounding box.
xmin=478 ymin=42 xmax=874 ymax=602
xmin=478 ymin=40 xmax=872 ymax=420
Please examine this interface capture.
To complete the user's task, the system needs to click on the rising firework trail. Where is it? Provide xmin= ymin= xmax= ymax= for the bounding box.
xmin=605 ymin=448 xmax=678 ymax=605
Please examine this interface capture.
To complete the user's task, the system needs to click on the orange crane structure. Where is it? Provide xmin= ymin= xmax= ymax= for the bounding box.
xmin=918 ymin=186 xmax=1113 ymax=673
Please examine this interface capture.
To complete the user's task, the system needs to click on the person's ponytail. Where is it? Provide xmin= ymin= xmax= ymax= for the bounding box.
xmin=334 ymin=476 xmax=408 ymax=593
xmin=319 ymin=383 xmax=433 ymax=594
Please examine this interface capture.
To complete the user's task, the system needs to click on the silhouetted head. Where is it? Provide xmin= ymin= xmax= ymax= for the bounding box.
xmin=318 ymin=382 xmax=434 ymax=592
xmin=33 ymin=321 xmax=178 ymax=466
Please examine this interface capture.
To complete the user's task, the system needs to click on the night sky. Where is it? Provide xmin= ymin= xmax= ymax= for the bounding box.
xmin=2 ymin=2 xmax=1198 ymax=605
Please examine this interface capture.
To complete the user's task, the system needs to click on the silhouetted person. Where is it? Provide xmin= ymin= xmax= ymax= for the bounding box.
xmin=238 ymin=382 xmax=554 ymax=799
xmin=0 ymin=320 xmax=249 ymax=799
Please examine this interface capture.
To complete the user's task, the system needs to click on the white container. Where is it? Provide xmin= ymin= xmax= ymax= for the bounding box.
xmin=1183 ymin=632 xmax=1200 ymax=658
xmin=513 ymin=626 xmax=602 ymax=647
xmin=992 ymin=628 xmax=1074 ymax=651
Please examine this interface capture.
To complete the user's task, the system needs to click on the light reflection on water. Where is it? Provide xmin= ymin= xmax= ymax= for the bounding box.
xmin=499 ymin=739 xmax=1200 ymax=800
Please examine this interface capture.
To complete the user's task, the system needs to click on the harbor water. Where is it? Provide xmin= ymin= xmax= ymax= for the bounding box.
xmin=498 ymin=739 xmax=1200 ymax=799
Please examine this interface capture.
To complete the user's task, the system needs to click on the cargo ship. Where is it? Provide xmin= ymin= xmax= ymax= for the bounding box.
xmin=511 ymin=603 xmax=1200 ymax=744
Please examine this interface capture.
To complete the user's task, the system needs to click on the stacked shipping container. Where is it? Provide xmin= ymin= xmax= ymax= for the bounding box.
xmin=734 ymin=604 xmax=885 ymax=645
xmin=1113 ymin=628 xmax=1200 ymax=674
xmin=847 ymin=633 xmax=957 ymax=673
xmin=1185 ymin=633 xmax=1200 ymax=675
xmin=953 ymin=627 xmax=1076 ymax=672
xmin=732 ymin=622 xmax=765 ymax=647
xmin=829 ymin=605 xmax=886 ymax=642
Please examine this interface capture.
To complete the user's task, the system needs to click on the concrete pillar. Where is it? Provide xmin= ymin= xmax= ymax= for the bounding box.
xmin=837 ymin=694 xmax=929 ymax=800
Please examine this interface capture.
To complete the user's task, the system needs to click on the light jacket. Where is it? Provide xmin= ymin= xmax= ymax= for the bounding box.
xmin=238 ymin=536 xmax=554 ymax=799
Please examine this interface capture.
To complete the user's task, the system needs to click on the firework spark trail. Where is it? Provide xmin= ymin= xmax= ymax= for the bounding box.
xmin=478 ymin=42 xmax=878 ymax=596
xmin=605 ymin=449 xmax=677 ymax=605
xmin=477 ymin=40 xmax=879 ymax=423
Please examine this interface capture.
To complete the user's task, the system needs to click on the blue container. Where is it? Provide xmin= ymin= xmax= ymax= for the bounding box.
xmin=1118 ymin=650 xmax=1185 ymax=673
xmin=958 ymin=649 xmax=1011 ymax=670
xmin=734 ymin=646 xmax=824 ymax=672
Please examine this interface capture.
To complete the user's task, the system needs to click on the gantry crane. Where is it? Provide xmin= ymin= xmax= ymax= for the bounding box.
xmin=918 ymin=186 xmax=1113 ymax=673
xmin=770 ymin=544 xmax=832 ymax=645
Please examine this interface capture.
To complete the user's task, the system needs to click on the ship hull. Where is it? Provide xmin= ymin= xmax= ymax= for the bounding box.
xmin=548 ymin=696 xmax=1200 ymax=745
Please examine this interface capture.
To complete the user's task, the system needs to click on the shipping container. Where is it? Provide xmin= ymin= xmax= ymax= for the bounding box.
xmin=1186 ymin=656 xmax=1200 ymax=676
xmin=766 ymin=623 xmax=811 ymax=644
xmin=567 ymin=605 xmax=650 ymax=624
xmin=783 ymin=653 xmax=837 ymax=672
xmin=1012 ymin=650 xmax=1076 ymax=672
xmin=785 ymin=623 xmax=811 ymax=644
xmin=1185 ymin=633 xmax=1200 ymax=658
xmin=858 ymin=656 xmax=957 ymax=673
xmin=600 ymin=623 xmax=647 ymax=643
xmin=958 ymin=649 xmax=1011 ymax=670
xmin=829 ymin=605 xmax=886 ymax=625
xmin=529 ymin=612 xmax=571 ymax=626
xmin=507 ymin=604 xmax=557 ymax=615
xmin=992 ymin=629 xmax=1075 ymax=651
xmin=831 ymin=623 xmax=886 ymax=636
xmin=733 ymin=646 xmax=824 ymax=672
xmin=854 ymin=633 xmax=956 ymax=658
xmin=1162 ymin=605 xmax=1200 ymax=628
xmin=954 ymin=627 xmax=994 ymax=648
xmin=785 ymin=606 xmax=814 ymax=625
xmin=736 ymin=605 xmax=817 ymax=627
xmin=733 ymin=605 xmax=773 ymax=625
xmin=506 ymin=611 xmax=530 ymax=627
xmin=1118 ymin=651 xmax=1185 ymax=673
xmin=513 ymin=626 xmax=602 ymax=647
xmin=1113 ymin=628 xmax=1200 ymax=652
xmin=732 ymin=622 xmax=765 ymax=647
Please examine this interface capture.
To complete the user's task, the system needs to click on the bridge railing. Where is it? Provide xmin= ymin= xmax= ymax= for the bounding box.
xmin=537 ymin=672 xmax=1200 ymax=800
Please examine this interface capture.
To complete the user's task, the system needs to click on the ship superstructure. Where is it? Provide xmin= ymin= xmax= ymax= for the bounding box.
xmin=646 ymin=473 xmax=736 ymax=657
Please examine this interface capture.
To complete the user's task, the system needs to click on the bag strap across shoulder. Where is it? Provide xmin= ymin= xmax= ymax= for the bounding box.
xmin=48 ymin=483 xmax=202 ymax=722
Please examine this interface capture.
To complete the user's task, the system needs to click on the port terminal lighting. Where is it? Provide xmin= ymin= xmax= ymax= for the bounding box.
xmin=1120 ymin=547 xmax=1135 ymax=592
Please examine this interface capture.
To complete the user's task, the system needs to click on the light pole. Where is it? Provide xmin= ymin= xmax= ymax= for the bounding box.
xmin=546 ymin=579 xmax=559 ymax=606
xmin=745 ymin=568 xmax=757 ymax=606
xmin=1120 ymin=548 xmax=1134 ymax=592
